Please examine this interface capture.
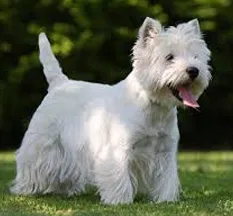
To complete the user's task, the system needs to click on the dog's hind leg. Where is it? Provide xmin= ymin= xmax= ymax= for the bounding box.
xmin=10 ymin=110 xmax=83 ymax=196
xmin=10 ymin=131 xmax=60 ymax=195
xmin=11 ymin=129 xmax=86 ymax=196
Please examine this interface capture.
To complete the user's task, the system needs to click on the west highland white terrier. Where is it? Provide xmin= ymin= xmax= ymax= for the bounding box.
xmin=11 ymin=17 xmax=211 ymax=204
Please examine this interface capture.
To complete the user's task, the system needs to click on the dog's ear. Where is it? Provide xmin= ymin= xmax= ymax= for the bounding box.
xmin=138 ymin=17 xmax=162 ymax=45
xmin=187 ymin=19 xmax=201 ymax=36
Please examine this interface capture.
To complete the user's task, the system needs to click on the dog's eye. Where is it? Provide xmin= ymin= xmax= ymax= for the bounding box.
xmin=166 ymin=54 xmax=174 ymax=62
xmin=194 ymin=55 xmax=198 ymax=59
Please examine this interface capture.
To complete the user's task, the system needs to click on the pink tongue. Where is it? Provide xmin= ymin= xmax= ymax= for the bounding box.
xmin=177 ymin=87 xmax=199 ymax=108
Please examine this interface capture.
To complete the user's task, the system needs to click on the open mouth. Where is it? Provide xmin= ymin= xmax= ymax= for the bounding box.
xmin=170 ymin=85 xmax=199 ymax=109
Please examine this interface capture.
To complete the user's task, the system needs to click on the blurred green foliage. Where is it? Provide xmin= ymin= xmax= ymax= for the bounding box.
xmin=0 ymin=0 xmax=233 ymax=149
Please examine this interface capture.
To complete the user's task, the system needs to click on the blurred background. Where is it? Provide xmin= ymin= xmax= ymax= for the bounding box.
xmin=0 ymin=0 xmax=232 ymax=151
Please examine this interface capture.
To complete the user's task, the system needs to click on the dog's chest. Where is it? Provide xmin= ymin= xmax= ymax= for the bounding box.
xmin=133 ymin=127 xmax=172 ymax=153
xmin=132 ymin=110 xmax=178 ymax=153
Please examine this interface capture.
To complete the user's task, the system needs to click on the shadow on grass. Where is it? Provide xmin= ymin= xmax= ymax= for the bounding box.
xmin=0 ymin=158 xmax=15 ymax=194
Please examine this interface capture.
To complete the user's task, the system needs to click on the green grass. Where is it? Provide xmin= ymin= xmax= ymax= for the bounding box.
xmin=1 ymin=152 xmax=233 ymax=216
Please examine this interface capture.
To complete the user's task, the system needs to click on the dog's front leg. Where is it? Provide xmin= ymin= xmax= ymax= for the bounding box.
xmin=149 ymin=152 xmax=180 ymax=202
xmin=94 ymin=148 xmax=135 ymax=205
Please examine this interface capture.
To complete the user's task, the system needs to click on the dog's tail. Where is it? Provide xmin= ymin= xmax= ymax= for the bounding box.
xmin=38 ymin=33 xmax=68 ymax=90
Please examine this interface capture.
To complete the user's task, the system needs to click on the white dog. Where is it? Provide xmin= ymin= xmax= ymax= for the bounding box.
xmin=11 ymin=17 xmax=211 ymax=204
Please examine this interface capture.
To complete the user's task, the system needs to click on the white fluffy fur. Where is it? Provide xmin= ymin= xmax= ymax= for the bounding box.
xmin=11 ymin=18 xmax=211 ymax=204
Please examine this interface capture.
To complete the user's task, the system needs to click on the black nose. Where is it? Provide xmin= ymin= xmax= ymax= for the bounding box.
xmin=186 ymin=67 xmax=199 ymax=80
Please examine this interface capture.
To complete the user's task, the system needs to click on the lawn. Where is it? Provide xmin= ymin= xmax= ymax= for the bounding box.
xmin=0 ymin=152 xmax=233 ymax=216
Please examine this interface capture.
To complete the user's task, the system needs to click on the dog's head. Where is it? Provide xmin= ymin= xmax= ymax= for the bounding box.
xmin=132 ymin=17 xmax=211 ymax=108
